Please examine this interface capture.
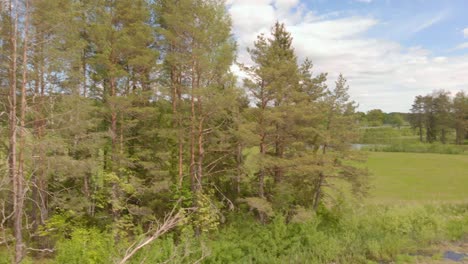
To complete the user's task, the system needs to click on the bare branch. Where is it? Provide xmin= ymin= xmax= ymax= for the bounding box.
xmin=26 ymin=247 xmax=54 ymax=253
xmin=117 ymin=200 xmax=190 ymax=264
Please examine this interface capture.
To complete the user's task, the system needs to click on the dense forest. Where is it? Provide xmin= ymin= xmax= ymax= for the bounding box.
xmin=0 ymin=0 xmax=467 ymax=263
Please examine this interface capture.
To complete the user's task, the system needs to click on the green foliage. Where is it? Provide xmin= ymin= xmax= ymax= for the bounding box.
xmin=192 ymin=189 xmax=222 ymax=233
xmin=0 ymin=248 xmax=12 ymax=264
xmin=366 ymin=109 xmax=385 ymax=127
xmin=54 ymin=228 xmax=115 ymax=264
xmin=120 ymin=203 xmax=468 ymax=264
xmin=359 ymin=126 xmax=409 ymax=144
xmin=238 ymin=197 xmax=275 ymax=219
xmin=445 ymin=214 xmax=468 ymax=240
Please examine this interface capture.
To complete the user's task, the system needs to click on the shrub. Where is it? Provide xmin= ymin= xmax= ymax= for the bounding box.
xmin=54 ymin=228 xmax=115 ymax=264
xmin=44 ymin=203 xmax=468 ymax=263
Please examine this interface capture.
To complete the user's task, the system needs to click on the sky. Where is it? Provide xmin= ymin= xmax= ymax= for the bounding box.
xmin=226 ymin=0 xmax=468 ymax=113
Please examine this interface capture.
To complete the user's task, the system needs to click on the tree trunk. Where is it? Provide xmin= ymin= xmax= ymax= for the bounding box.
xmin=274 ymin=131 xmax=284 ymax=184
xmin=109 ymin=77 xmax=120 ymax=222
xmin=419 ymin=122 xmax=423 ymax=142
xmin=196 ymin=70 xmax=203 ymax=192
xmin=190 ymin=69 xmax=197 ymax=195
xmin=197 ymin=114 xmax=204 ymax=192
xmin=171 ymin=65 xmax=184 ymax=186
xmin=312 ymin=172 xmax=324 ymax=211
xmin=236 ymin=143 xmax=243 ymax=195
xmin=258 ymin=134 xmax=265 ymax=199
xmin=8 ymin=1 xmax=19 ymax=259
xmin=82 ymin=49 xmax=87 ymax=97
xmin=258 ymin=84 xmax=266 ymax=199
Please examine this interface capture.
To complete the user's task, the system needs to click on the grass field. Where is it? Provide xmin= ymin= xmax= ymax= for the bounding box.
xmin=366 ymin=152 xmax=468 ymax=203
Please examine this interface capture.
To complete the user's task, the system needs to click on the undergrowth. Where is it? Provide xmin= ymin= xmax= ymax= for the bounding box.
xmin=3 ymin=203 xmax=466 ymax=264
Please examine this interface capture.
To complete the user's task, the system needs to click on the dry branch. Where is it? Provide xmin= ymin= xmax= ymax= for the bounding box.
xmin=117 ymin=201 xmax=188 ymax=264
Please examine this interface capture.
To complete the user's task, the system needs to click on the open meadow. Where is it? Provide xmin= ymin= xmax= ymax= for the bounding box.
xmin=366 ymin=152 xmax=468 ymax=203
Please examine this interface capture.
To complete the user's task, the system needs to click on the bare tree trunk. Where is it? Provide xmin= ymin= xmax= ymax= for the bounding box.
xmin=313 ymin=105 xmax=333 ymax=211
xmin=189 ymin=64 xmax=198 ymax=195
xmin=38 ymin=55 xmax=47 ymax=225
xmin=109 ymin=77 xmax=120 ymax=223
xmin=31 ymin=56 xmax=41 ymax=233
xmin=171 ymin=66 xmax=184 ymax=186
xmin=312 ymin=172 xmax=324 ymax=211
xmin=82 ymin=49 xmax=87 ymax=97
xmin=274 ymin=131 xmax=284 ymax=184
xmin=30 ymin=45 xmax=48 ymax=229
xmin=17 ymin=0 xmax=30 ymax=259
xmin=419 ymin=122 xmax=423 ymax=142
xmin=313 ymin=143 xmax=328 ymax=211
xmin=8 ymin=0 xmax=19 ymax=259
xmin=10 ymin=0 xmax=29 ymax=261
xmin=258 ymin=87 xmax=267 ymax=199
xmin=197 ymin=116 xmax=204 ymax=186
xmin=196 ymin=70 xmax=203 ymax=191
xmin=236 ymin=143 xmax=243 ymax=195
xmin=177 ymin=73 xmax=183 ymax=186
xmin=258 ymin=133 xmax=265 ymax=199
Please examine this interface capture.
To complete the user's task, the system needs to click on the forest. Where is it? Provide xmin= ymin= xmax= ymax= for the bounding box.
xmin=0 ymin=0 xmax=467 ymax=263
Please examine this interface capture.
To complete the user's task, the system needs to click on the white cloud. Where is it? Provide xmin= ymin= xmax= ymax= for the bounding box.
xmin=274 ymin=0 xmax=299 ymax=9
xmin=355 ymin=0 xmax=372 ymax=3
xmin=454 ymin=42 xmax=468 ymax=50
xmin=412 ymin=11 xmax=447 ymax=33
xmin=463 ymin=27 xmax=468 ymax=38
xmin=228 ymin=1 xmax=468 ymax=112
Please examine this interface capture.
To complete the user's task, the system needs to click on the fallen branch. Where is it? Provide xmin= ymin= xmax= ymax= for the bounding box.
xmin=26 ymin=247 xmax=54 ymax=253
xmin=117 ymin=201 xmax=189 ymax=264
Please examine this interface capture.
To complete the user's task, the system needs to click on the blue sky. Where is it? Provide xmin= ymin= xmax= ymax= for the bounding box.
xmin=306 ymin=0 xmax=468 ymax=54
xmin=227 ymin=0 xmax=468 ymax=112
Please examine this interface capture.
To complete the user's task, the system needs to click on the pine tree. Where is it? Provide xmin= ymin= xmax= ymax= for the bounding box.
xmin=305 ymin=74 xmax=367 ymax=210
xmin=410 ymin=96 xmax=425 ymax=142
xmin=86 ymin=0 xmax=158 ymax=232
xmin=453 ymin=91 xmax=468 ymax=145
xmin=243 ymin=22 xmax=300 ymax=201
xmin=433 ymin=90 xmax=452 ymax=144
xmin=156 ymin=0 xmax=236 ymax=213
xmin=6 ymin=0 xmax=21 ymax=260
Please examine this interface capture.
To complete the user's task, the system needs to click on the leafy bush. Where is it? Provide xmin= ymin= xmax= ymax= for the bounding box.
xmin=359 ymin=127 xmax=402 ymax=144
xmin=54 ymin=228 xmax=115 ymax=264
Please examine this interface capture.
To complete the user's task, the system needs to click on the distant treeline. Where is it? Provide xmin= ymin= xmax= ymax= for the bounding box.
xmin=356 ymin=90 xmax=467 ymax=145
xmin=409 ymin=90 xmax=467 ymax=144
xmin=357 ymin=110 xmax=409 ymax=128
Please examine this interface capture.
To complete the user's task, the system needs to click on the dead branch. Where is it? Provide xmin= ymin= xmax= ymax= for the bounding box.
xmin=117 ymin=200 xmax=189 ymax=264
xmin=26 ymin=247 xmax=54 ymax=253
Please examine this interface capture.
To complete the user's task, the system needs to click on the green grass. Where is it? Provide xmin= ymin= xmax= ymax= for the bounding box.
xmin=366 ymin=152 xmax=468 ymax=203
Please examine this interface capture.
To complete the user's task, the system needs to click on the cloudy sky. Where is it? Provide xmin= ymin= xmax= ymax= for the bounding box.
xmin=226 ymin=0 xmax=468 ymax=112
